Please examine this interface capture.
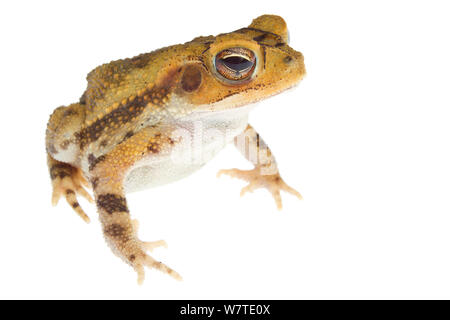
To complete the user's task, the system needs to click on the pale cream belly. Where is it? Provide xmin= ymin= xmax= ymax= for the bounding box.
xmin=123 ymin=107 xmax=251 ymax=193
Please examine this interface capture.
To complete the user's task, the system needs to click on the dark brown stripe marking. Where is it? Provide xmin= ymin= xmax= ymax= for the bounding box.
xmin=63 ymin=109 xmax=78 ymax=117
xmin=88 ymin=153 xmax=106 ymax=171
xmin=77 ymin=87 xmax=168 ymax=149
xmin=50 ymin=163 xmax=73 ymax=180
xmin=79 ymin=92 xmax=87 ymax=104
xmin=197 ymin=57 xmax=209 ymax=72
xmin=91 ymin=177 xmax=99 ymax=190
xmin=262 ymin=46 xmax=267 ymax=70
xmin=120 ymin=131 xmax=134 ymax=144
xmin=99 ymin=139 xmax=108 ymax=148
xmin=124 ymin=131 xmax=134 ymax=139
xmin=238 ymin=27 xmax=284 ymax=40
xmin=253 ymin=34 xmax=267 ymax=42
xmin=96 ymin=194 xmax=129 ymax=214
xmin=236 ymin=27 xmax=291 ymax=55
xmin=201 ymin=41 xmax=214 ymax=54
xmin=47 ymin=143 xmax=58 ymax=155
xmin=104 ymin=223 xmax=127 ymax=238
xmin=147 ymin=144 xmax=160 ymax=153
xmin=284 ymin=56 xmax=293 ymax=64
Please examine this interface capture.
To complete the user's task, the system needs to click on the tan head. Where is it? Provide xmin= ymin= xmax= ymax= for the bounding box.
xmin=163 ymin=15 xmax=306 ymax=112
xmin=83 ymin=15 xmax=305 ymax=122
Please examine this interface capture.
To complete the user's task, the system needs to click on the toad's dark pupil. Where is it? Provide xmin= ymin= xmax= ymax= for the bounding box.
xmin=222 ymin=56 xmax=253 ymax=72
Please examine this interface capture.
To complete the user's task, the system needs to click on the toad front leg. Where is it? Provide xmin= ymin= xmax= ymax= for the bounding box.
xmin=48 ymin=155 xmax=93 ymax=222
xmin=89 ymin=126 xmax=181 ymax=284
xmin=46 ymin=104 xmax=94 ymax=222
xmin=218 ymin=124 xmax=302 ymax=209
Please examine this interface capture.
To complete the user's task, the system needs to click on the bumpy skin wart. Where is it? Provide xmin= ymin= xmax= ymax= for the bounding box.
xmin=45 ymin=15 xmax=306 ymax=284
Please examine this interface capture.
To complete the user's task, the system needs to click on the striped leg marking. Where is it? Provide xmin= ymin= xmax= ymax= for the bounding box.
xmin=90 ymin=126 xmax=182 ymax=284
xmin=48 ymin=156 xmax=93 ymax=223
xmin=95 ymin=190 xmax=182 ymax=284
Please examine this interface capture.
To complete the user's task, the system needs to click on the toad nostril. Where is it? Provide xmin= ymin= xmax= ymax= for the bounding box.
xmin=283 ymin=56 xmax=293 ymax=64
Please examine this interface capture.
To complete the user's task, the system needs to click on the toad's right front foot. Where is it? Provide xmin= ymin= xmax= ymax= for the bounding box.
xmin=49 ymin=160 xmax=93 ymax=223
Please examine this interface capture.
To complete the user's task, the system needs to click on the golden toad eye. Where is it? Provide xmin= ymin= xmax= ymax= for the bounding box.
xmin=214 ymin=48 xmax=256 ymax=82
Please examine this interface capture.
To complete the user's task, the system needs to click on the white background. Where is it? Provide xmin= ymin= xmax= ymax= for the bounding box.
xmin=1 ymin=0 xmax=449 ymax=299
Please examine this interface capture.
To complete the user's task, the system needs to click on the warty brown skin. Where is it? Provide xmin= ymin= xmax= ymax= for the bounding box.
xmin=45 ymin=15 xmax=306 ymax=284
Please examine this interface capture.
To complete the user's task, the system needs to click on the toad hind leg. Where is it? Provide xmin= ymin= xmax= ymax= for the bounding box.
xmin=90 ymin=126 xmax=181 ymax=284
xmin=47 ymin=155 xmax=93 ymax=223
xmin=218 ymin=124 xmax=302 ymax=210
